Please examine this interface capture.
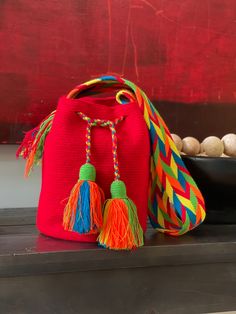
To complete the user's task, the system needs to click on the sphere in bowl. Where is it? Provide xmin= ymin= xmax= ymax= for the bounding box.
xmin=222 ymin=133 xmax=236 ymax=156
xmin=171 ymin=134 xmax=183 ymax=152
xmin=202 ymin=136 xmax=224 ymax=157
xmin=182 ymin=137 xmax=200 ymax=156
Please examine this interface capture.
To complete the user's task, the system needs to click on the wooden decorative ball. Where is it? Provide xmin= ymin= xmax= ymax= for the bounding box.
xmin=171 ymin=134 xmax=183 ymax=152
xmin=182 ymin=137 xmax=200 ymax=156
xmin=202 ymin=136 xmax=224 ymax=157
xmin=222 ymin=133 xmax=236 ymax=156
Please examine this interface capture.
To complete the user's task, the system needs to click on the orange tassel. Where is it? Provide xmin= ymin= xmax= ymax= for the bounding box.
xmin=98 ymin=180 xmax=144 ymax=250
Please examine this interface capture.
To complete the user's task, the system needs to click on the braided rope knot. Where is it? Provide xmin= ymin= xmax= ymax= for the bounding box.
xmin=77 ymin=111 xmax=124 ymax=127
xmin=77 ymin=112 xmax=124 ymax=181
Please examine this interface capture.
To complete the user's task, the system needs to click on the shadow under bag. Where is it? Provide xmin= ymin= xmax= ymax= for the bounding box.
xmin=17 ymin=76 xmax=206 ymax=250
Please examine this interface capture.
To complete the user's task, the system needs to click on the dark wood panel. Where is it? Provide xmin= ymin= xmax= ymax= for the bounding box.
xmin=158 ymin=101 xmax=236 ymax=141
xmin=0 ymin=207 xmax=36 ymax=226
xmin=1 ymin=263 xmax=236 ymax=314
xmin=1 ymin=208 xmax=236 ymax=313
xmin=0 ymin=224 xmax=236 ymax=277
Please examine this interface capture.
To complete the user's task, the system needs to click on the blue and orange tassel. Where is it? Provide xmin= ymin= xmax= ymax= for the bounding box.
xmin=63 ymin=163 xmax=104 ymax=234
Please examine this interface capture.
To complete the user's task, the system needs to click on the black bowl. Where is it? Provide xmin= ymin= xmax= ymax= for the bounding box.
xmin=182 ymin=155 xmax=236 ymax=224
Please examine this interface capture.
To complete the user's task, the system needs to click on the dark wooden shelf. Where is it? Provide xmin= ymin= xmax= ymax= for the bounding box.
xmin=0 ymin=214 xmax=236 ymax=277
xmin=1 ymin=208 xmax=236 ymax=314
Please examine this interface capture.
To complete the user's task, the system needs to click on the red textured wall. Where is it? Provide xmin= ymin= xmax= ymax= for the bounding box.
xmin=1 ymin=0 xmax=236 ymax=143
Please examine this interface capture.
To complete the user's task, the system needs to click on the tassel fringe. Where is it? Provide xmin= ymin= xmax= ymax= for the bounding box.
xmin=63 ymin=163 xmax=104 ymax=234
xmin=16 ymin=111 xmax=55 ymax=176
xmin=16 ymin=127 xmax=39 ymax=159
xmin=98 ymin=180 xmax=144 ymax=250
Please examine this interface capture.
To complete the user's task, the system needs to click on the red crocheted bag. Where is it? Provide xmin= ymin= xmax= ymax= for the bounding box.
xmin=17 ymin=76 xmax=206 ymax=250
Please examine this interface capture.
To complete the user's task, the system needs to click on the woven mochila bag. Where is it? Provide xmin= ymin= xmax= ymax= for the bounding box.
xmin=17 ymin=76 xmax=206 ymax=250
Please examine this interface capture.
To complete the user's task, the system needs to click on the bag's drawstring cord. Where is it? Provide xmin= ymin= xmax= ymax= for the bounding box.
xmin=109 ymin=121 xmax=120 ymax=181
xmin=77 ymin=112 xmax=124 ymax=177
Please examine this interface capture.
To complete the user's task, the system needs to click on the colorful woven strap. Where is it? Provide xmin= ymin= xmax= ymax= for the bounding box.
xmin=68 ymin=76 xmax=206 ymax=236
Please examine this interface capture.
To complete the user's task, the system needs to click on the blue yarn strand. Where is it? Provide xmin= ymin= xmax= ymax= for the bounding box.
xmin=73 ymin=181 xmax=91 ymax=233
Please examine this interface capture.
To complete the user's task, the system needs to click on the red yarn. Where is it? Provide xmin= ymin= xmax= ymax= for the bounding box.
xmin=16 ymin=127 xmax=39 ymax=159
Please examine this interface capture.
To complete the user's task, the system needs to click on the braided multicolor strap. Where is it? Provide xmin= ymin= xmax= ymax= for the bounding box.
xmin=77 ymin=111 xmax=124 ymax=169
xmin=68 ymin=76 xmax=206 ymax=236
